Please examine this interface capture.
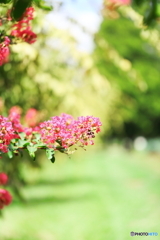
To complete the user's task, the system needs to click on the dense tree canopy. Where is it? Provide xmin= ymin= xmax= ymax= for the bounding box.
xmin=94 ymin=3 xmax=160 ymax=138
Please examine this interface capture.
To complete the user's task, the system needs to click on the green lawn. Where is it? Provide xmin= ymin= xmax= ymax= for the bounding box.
xmin=0 ymin=146 xmax=160 ymax=240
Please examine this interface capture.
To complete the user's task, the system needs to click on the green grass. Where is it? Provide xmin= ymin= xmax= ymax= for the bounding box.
xmin=1 ymin=146 xmax=160 ymax=240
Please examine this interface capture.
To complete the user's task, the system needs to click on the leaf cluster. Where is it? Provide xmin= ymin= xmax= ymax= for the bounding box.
xmin=132 ymin=0 xmax=160 ymax=27
xmin=0 ymin=0 xmax=52 ymax=21
xmin=6 ymin=132 xmax=56 ymax=163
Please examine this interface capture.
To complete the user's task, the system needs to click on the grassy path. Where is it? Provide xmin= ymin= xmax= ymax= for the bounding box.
xmin=0 ymin=147 xmax=160 ymax=240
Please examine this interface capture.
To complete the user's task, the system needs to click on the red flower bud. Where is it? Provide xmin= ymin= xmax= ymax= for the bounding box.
xmin=0 ymin=189 xmax=12 ymax=209
xmin=0 ymin=173 xmax=8 ymax=185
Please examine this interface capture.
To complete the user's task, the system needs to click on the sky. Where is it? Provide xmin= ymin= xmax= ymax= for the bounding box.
xmin=47 ymin=0 xmax=103 ymax=52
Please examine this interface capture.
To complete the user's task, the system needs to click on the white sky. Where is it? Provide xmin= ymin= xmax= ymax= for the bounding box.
xmin=47 ymin=0 xmax=103 ymax=52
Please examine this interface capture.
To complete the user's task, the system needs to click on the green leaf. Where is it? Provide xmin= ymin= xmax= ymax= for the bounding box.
xmin=27 ymin=145 xmax=37 ymax=161
xmin=0 ymin=0 xmax=12 ymax=4
xmin=27 ymin=145 xmax=37 ymax=152
xmin=34 ymin=133 xmax=41 ymax=142
xmin=19 ymin=132 xmax=26 ymax=140
xmin=46 ymin=148 xmax=55 ymax=163
xmin=11 ymin=0 xmax=32 ymax=21
xmin=16 ymin=139 xmax=30 ymax=148
xmin=11 ymin=139 xmax=16 ymax=144
xmin=143 ymin=0 xmax=157 ymax=26
xmin=29 ymin=152 xmax=36 ymax=161
xmin=8 ymin=143 xmax=15 ymax=151
xmin=7 ymin=150 xmax=13 ymax=158
xmin=22 ymin=141 xmax=30 ymax=147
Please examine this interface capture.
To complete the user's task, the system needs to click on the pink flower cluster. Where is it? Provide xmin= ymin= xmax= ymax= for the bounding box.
xmin=113 ymin=0 xmax=130 ymax=4
xmin=0 ymin=115 xmax=18 ymax=153
xmin=39 ymin=114 xmax=102 ymax=149
xmin=0 ymin=173 xmax=12 ymax=209
xmin=107 ymin=0 xmax=130 ymax=6
xmin=8 ymin=106 xmax=24 ymax=133
xmin=11 ymin=7 xmax=37 ymax=44
xmin=0 ymin=7 xmax=37 ymax=67
xmin=0 ymin=36 xmax=10 ymax=66
xmin=8 ymin=106 xmax=39 ymax=134
xmin=0 ymin=106 xmax=102 ymax=154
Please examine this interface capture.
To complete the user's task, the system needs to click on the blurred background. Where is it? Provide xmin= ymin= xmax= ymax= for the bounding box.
xmin=0 ymin=0 xmax=160 ymax=239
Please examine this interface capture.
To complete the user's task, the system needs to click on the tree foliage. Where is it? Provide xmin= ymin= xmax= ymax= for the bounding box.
xmin=104 ymin=0 xmax=160 ymax=27
xmin=94 ymin=3 xmax=160 ymax=138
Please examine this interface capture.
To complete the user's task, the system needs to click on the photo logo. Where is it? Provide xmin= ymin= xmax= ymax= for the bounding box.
xmin=130 ymin=231 xmax=158 ymax=237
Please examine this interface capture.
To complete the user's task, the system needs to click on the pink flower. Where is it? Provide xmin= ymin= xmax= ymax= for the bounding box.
xmin=0 ymin=115 xmax=18 ymax=153
xmin=8 ymin=106 xmax=23 ymax=133
xmin=23 ymin=127 xmax=33 ymax=136
xmin=11 ymin=7 xmax=37 ymax=44
xmin=0 ymin=173 xmax=8 ymax=185
xmin=25 ymin=108 xmax=38 ymax=127
xmin=22 ymin=7 xmax=34 ymax=21
xmin=11 ymin=29 xmax=37 ymax=44
xmin=9 ymin=106 xmax=22 ymax=115
xmin=0 ymin=36 xmax=10 ymax=66
xmin=108 ymin=0 xmax=130 ymax=5
xmin=0 ymin=189 xmax=12 ymax=209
